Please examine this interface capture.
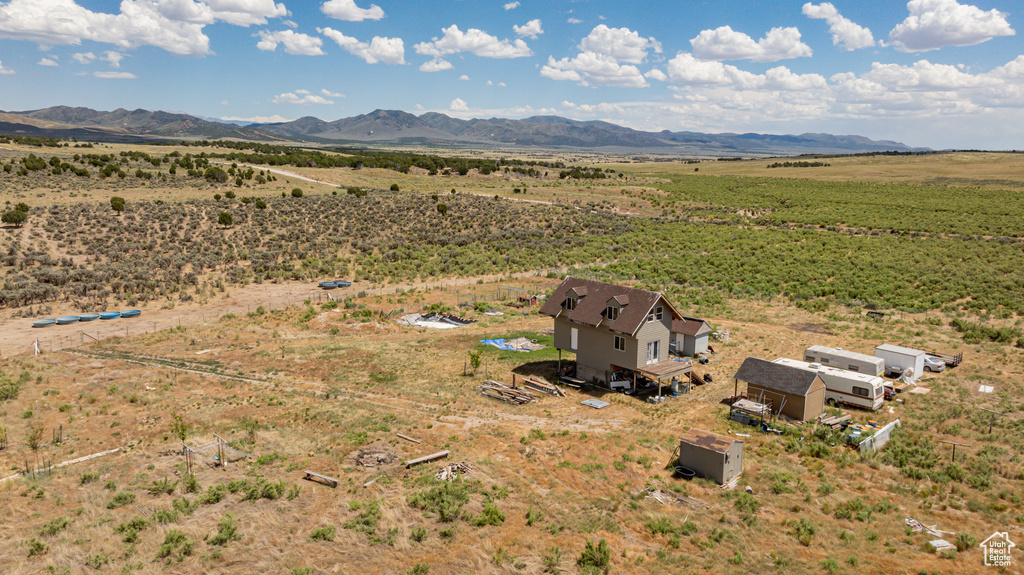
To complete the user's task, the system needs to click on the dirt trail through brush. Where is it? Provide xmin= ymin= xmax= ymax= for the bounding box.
xmin=0 ymin=270 xmax=564 ymax=357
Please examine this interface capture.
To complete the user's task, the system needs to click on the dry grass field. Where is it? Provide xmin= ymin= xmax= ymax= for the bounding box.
xmin=1 ymin=146 xmax=1022 ymax=574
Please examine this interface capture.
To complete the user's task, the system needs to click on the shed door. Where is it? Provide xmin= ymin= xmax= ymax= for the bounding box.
xmin=570 ymin=328 xmax=578 ymax=351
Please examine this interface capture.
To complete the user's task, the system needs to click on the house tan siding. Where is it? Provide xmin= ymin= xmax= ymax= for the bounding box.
xmin=635 ymin=311 xmax=672 ymax=367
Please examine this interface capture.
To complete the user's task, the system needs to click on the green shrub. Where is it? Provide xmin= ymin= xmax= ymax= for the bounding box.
xmin=208 ymin=513 xmax=242 ymax=546
xmin=577 ymin=538 xmax=610 ymax=574
xmin=157 ymin=530 xmax=194 ymax=562
xmin=407 ymin=480 xmax=473 ymax=522
xmin=26 ymin=537 xmax=47 ymax=557
xmin=39 ymin=516 xmax=70 ymax=537
xmin=470 ymin=501 xmax=505 ymax=527
xmin=107 ymin=492 xmax=136 ymax=509
xmin=308 ymin=525 xmax=336 ymax=542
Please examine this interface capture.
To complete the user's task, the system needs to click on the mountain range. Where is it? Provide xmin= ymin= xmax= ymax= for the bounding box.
xmin=0 ymin=106 xmax=925 ymax=156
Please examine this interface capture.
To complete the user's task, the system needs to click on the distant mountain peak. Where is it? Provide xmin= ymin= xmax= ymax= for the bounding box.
xmin=2 ymin=105 xmax=926 ymax=154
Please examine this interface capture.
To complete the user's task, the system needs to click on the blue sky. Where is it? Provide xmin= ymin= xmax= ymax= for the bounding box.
xmin=0 ymin=0 xmax=1021 ymax=149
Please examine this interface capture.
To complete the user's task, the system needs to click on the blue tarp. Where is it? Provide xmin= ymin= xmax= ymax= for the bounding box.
xmin=481 ymin=338 xmax=523 ymax=351
xmin=481 ymin=337 xmax=547 ymax=352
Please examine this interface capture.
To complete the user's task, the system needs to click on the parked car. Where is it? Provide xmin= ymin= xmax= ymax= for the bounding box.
xmin=923 ymin=356 xmax=946 ymax=372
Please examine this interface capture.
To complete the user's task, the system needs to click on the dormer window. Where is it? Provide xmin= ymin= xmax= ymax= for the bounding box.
xmin=647 ymin=305 xmax=664 ymax=322
xmin=565 ymin=296 xmax=577 ymax=311
xmin=606 ymin=306 xmax=619 ymax=321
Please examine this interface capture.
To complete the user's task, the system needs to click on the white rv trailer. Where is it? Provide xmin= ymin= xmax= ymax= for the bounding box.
xmin=773 ymin=357 xmax=884 ymax=411
xmin=874 ymin=344 xmax=927 ymax=379
xmin=804 ymin=345 xmax=884 ymax=377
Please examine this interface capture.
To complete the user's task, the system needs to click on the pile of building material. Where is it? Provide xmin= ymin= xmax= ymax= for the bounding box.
xmin=517 ymin=375 xmax=565 ymax=396
xmin=479 ymin=381 xmax=535 ymax=404
xmin=817 ymin=413 xmax=851 ymax=429
xmin=397 ymin=313 xmax=476 ymax=329
xmin=436 ymin=461 xmax=472 ymax=482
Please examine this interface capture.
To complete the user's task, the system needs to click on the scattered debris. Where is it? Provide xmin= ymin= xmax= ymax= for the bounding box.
xmin=644 ymin=488 xmax=709 ymax=509
xmin=581 ymin=399 xmax=609 ymax=409
xmin=436 ymin=461 xmax=472 ymax=481
xmin=929 ymin=539 xmax=956 ymax=553
xmin=908 ymin=387 xmax=931 ymax=395
xmin=355 ymin=449 xmax=397 ymax=467
xmin=479 ymin=380 xmax=536 ymax=404
xmin=483 ymin=310 xmax=504 ymax=316
xmin=744 ymin=486 xmax=753 ymax=494
xmin=481 ymin=337 xmax=548 ymax=352
xmin=818 ymin=413 xmax=851 ymax=429
xmin=516 ymin=374 xmax=566 ymax=397
xmin=906 ymin=518 xmax=955 ymax=537
xmin=398 ymin=313 xmax=475 ymax=329
xmin=979 ymin=385 xmax=994 ymax=393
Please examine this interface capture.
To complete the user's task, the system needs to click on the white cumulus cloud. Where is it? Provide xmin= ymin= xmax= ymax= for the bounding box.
xmin=419 ymin=58 xmax=453 ymax=72
xmin=580 ymin=24 xmax=661 ymax=64
xmin=540 ymin=24 xmax=661 ymax=88
xmin=73 ymin=52 xmax=96 ymax=64
xmin=541 ymin=52 xmax=648 ymax=88
xmin=415 ymin=25 xmax=532 ymax=60
xmin=504 ymin=1 xmax=520 ymax=10
xmin=321 ymin=0 xmax=385 ymax=22
xmin=0 ymin=0 xmax=288 ymax=57
xmin=514 ymin=19 xmax=543 ymax=39
xmin=802 ymin=3 xmax=876 ymax=50
xmin=257 ymin=30 xmax=325 ymax=55
xmin=690 ymin=25 xmax=812 ymax=62
xmin=272 ymin=89 xmax=335 ymax=105
xmin=38 ymin=57 xmax=58 ymax=66
xmin=321 ymin=88 xmax=344 ymax=97
xmin=318 ymin=27 xmax=405 ymax=64
xmin=0 ymin=60 xmax=14 ymax=74
xmin=889 ymin=0 xmax=1015 ymax=52
xmin=449 ymin=97 xmax=469 ymax=112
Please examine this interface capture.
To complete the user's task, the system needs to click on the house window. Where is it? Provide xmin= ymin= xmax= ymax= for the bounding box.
xmin=614 ymin=336 xmax=625 ymax=351
xmin=820 ymin=358 xmax=829 ymax=364
xmin=647 ymin=306 xmax=663 ymax=322
xmin=853 ymin=386 xmax=869 ymax=397
xmin=804 ymin=356 xmax=814 ymax=362
xmin=565 ymin=296 xmax=576 ymax=311
xmin=606 ymin=306 xmax=619 ymax=321
xmin=570 ymin=328 xmax=578 ymax=351
xmin=848 ymin=365 xmax=859 ymax=372
xmin=646 ymin=340 xmax=660 ymax=364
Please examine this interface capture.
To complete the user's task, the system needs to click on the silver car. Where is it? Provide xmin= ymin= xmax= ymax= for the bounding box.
xmin=923 ymin=356 xmax=946 ymax=372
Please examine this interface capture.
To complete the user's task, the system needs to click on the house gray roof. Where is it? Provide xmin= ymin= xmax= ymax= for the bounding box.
xmin=733 ymin=357 xmax=823 ymax=397
xmin=672 ymin=316 xmax=711 ymax=337
xmin=680 ymin=428 xmax=739 ymax=454
xmin=539 ymin=277 xmax=681 ymax=335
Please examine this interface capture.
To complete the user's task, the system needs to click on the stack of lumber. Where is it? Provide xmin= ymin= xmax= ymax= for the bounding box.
xmin=436 ymin=461 xmax=472 ymax=482
xmin=479 ymin=381 xmax=535 ymax=404
xmin=818 ymin=413 xmax=851 ymax=429
xmin=519 ymin=375 xmax=565 ymax=397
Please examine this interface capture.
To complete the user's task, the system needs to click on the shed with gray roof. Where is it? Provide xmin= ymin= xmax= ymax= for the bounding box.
xmin=733 ymin=357 xmax=826 ymax=421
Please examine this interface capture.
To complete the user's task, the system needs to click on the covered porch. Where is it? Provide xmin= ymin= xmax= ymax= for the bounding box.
xmin=634 ymin=358 xmax=693 ymax=400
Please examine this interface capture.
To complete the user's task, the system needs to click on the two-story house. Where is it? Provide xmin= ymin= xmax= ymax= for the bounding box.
xmin=539 ymin=277 xmax=691 ymax=389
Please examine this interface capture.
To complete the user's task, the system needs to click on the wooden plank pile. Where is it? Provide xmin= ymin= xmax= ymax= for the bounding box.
xmin=435 ymin=461 xmax=472 ymax=482
xmin=518 ymin=375 xmax=566 ymax=397
xmin=479 ymin=380 xmax=536 ymax=404
xmin=818 ymin=413 xmax=851 ymax=429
